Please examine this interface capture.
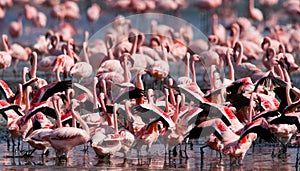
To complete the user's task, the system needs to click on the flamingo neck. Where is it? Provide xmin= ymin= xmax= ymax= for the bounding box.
xmin=113 ymin=107 xmax=118 ymax=134
xmin=22 ymin=68 xmax=28 ymax=83
xmin=82 ymin=42 xmax=90 ymax=64
xmin=130 ymin=34 xmax=137 ymax=55
xmin=226 ymin=50 xmax=235 ymax=81
xmin=235 ymin=43 xmax=243 ymax=66
xmin=212 ymin=15 xmax=218 ymax=35
xmin=136 ymin=72 xmax=145 ymax=90
xmin=24 ymin=87 xmax=31 ymax=114
xmin=173 ymin=96 xmax=181 ymax=124
xmin=54 ymin=99 xmax=62 ymax=128
xmin=248 ymin=0 xmax=254 ymax=11
xmin=71 ymin=107 xmax=90 ymax=135
xmin=123 ymin=56 xmax=130 ymax=83
xmin=184 ymin=53 xmax=190 ymax=78
xmin=2 ymin=36 xmax=9 ymax=52
xmin=161 ymin=43 xmax=168 ymax=62
xmin=107 ymin=48 xmax=114 ymax=60
xmin=31 ymin=53 xmax=37 ymax=78
xmin=191 ymin=59 xmax=196 ymax=83
xmin=56 ymin=67 xmax=61 ymax=82
xmin=17 ymin=84 xmax=23 ymax=107
xmin=231 ymin=25 xmax=240 ymax=47
xmin=164 ymin=90 xmax=169 ymax=112
xmin=93 ymin=78 xmax=99 ymax=109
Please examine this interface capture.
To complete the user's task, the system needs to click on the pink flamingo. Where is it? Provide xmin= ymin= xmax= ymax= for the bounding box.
xmin=41 ymin=99 xmax=90 ymax=158
xmin=33 ymin=11 xmax=47 ymax=28
xmin=9 ymin=42 xmax=31 ymax=75
xmin=29 ymin=52 xmax=48 ymax=89
xmin=177 ymin=54 xmax=207 ymax=105
xmin=197 ymin=117 xmax=277 ymax=165
xmin=177 ymin=52 xmax=192 ymax=85
xmin=69 ymin=42 xmax=92 ymax=82
xmin=8 ymin=13 xmax=23 ymax=38
xmin=211 ymin=13 xmax=226 ymax=44
xmin=24 ymin=4 xmax=38 ymax=20
xmin=233 ymin=41 xmax=264 ymax=81
xmin=193 ymin=0 xmax=222 ymax=10
xmin=0 ymin=34 xmax=12 ymax=73
xmin=30 ymin=80 xmax=72 ymax=106
xmin=87 ymin=3 xmax=101 ymax=22
xmin=248 ymin=0 xmax=264 ymax=22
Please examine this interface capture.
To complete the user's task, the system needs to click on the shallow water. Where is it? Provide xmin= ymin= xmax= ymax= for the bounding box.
xmin=0 ymin=139 xmax=299 ymax=171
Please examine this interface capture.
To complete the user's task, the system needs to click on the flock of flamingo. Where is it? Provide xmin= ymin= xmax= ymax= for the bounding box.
xmin=0 ymin=0 xmax=299 ymax=168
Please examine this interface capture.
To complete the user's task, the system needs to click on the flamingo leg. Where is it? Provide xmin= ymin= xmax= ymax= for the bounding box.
xmin=296 ymin=147 xmax=299 ymax=167
xmin=13 ymin=59 xmax=19 ymax=78
xmin=172 ymin=146 xmax=177 ymax=157
xmin=200 ymin=144 xmax=208 ymax=157
xmin=6 ymin=137 xmax=10 ymax=151
xmin=184 ymin=140 xmax=189 ymax=159
xmin=179 ymin=144 xmax=183 ymax=158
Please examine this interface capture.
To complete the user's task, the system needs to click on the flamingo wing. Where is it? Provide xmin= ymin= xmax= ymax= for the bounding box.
xmin=11 ymin=78 xmax=38 ymax=102
xmin=113 ymin=87 xmax=144 ymax=103
xmin=134 ymin=103 xmax=175 ymax=128
xmin=269 ymin=115 xmax=300 ymax=131
xmin=0 ymin=80 xmax=15 ymax=102
xmin=254 ymin=75 xmax=287 ymax=92
xmin=226 ymin=94 xmax=250 ymax=111
xmin=0 ymin=104 xmax=22 ymax=120
xmin=198 ymin=102 xmax=231 ymax=126
xmin=178 ymin=84 xmax=206 ymax=105
xmin=39 ymin=80 xmax=72 ymax=102
xmin=240 ymin=121 xmax=279 ymax=143
xmin=25 ymin=105 xmax=56 ymax=121
xmin=282 ymin=100 xmax=300 ymax=114
xmin=252 ymin=110 xmax=281 ymax=121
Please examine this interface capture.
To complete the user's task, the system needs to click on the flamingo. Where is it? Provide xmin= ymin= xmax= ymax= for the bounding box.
xmin=0 ymin=85 xmax=34 ymax=152
xmin=29 ymin=52 xmax=48 ymax=89
xmin=233 ymin=41 xmax=264 ymax=82
xmin=8 ymin=13 xmax=22 ymax=38
xmin=160 ymin=95 xmax=203 ymax=158
xmin=80 ymin=77 xmax=106 ymax=127
xmin=0 ymin=34 xmax=12 ymax=70
xmin=127 ymin=99 xmax=171 ymax=158
xmin=9 ymin=42 xmax=31 ymax=75
xmin=197 ymin=117 xmax=277 ymax=165
xmin=87 ymin=3 xmax=101 ymax=22
xmin=91 ymin=103 xmax=127 ymax=159
xmin=248 ymin=0 xmax=264 ymax=22
xmin=177 ymin=52 xmax=192 ymax=85
xmin=211 ymin=13 xmax=226 ymax=44
xmin=30 ymin=80 xmax=72 ymax=106
xmin=40 ymin=99 xmax=90 ymax=158
xmin=192 ymin=0 xmax=222 ymax=10
xmin=177 ymin=54 xmax=207 ymax=105
xmin=24 ymin=4 xmax=38 ymax=20
xmin=33 ymin=11 xmax=47 ymax=28
xmin=69 ymin=61 xmax=92 ymax=83
xmin=113 ymin=57 xmax=145 ymax=104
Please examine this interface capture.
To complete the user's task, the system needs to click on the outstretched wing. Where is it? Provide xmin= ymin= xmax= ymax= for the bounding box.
xmin=252 ymin=110 xmax=281 ymax=121
xmin=282 ymin=100 xmax=300 ymax=114
xmin=241 ymin=118 xmax=279 ymax=143
xmin=269 ymin=115 xmax=300 ymax=131
xmin=113 ymin=87 xmax=144 ymax=103
xmin=24 ymin=104 xmax=56 ymax=122
xmin=133 ymin=103 xmax=175 ymax=128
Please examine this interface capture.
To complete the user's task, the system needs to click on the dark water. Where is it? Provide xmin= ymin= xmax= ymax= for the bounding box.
xmin=0 ymin=140 xmax=299 ymax=170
